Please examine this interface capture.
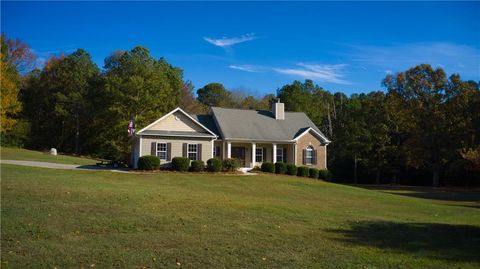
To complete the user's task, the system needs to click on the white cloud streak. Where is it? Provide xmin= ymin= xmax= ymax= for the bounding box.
xmin=229 ymin=63 xmax=350 ymax=84
xmin=273 ymin=63 xmax=350 ymax=84
xmin=228 ymin=64 xmax=263 ymax=72
xmin=204 ymin=33 xmax=256 ymax=48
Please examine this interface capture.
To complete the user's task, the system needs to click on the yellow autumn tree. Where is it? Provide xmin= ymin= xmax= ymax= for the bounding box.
xmin=0 ymin=51 xmax=22 ymax=133
xmin=1 ymin=35 xmax=35 ymax=134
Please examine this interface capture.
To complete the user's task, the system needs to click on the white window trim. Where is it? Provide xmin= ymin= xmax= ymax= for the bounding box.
xmin=156 ymin=142 xmax=167 ymax=160
xmin=276 ymin=147 xmax=284 ymax=163
xmin=188 ymin=143 xmax=198 ymax=160
xmin=306 ymin=146 xmax=314 ymax=165
xmin=255 ymin=147 xmax=264 ymax=163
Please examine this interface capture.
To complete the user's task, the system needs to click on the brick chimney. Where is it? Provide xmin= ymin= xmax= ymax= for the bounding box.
xmin=272 ymin=99 xmax=284 ymax=120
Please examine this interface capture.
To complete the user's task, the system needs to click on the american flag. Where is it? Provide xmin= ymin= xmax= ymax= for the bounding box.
xmin=128 ymin=119 xmax=135 ymax=136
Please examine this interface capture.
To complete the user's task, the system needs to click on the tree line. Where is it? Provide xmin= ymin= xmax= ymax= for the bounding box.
xmin=1 ymin=34 xmax=479 ymax=186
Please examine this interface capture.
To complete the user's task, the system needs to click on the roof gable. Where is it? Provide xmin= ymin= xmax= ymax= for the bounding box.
xmin=293 ymin=127 xmax=331 ymax=143
xmin=138 ymin=107 xmax=217 ymax=137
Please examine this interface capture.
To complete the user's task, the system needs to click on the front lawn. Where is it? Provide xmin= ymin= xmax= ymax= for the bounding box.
xmin=1 ymin=164 xmax=479 ymax=268
xmin=1 ymin=147 xmax=96 ymax=165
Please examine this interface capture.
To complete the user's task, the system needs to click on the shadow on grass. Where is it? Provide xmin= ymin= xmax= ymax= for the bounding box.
xmin=76 ymin=165 xmax=129 ymax=172
xmin=327 ymin=221 xmax=480 ymax=262
xmin=353 ymin=185 xmax=480 ymax=203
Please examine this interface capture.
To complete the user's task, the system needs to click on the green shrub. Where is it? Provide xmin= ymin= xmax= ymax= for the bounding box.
xmin=318 ymin=169 xmax=333 ymax=180
xmin=252 ymin=165 xmax=261 ymax=171
xmin=309 ymin=168 xmax=319 ymax=179
xmin=261 ymin=162 xmax=275 ymax=173
xmin=275 ymin=162 xmax=287 ymax=174
xmin=297 ymin=166 xmax=309 ymax=177
xmin=286 ymin=164 xmax=297 ymax=176
xmin=137 ymin=155 xmax=160 ymax=170
xmin=207 ymin=158 xmax=222 ymax=172
xmin=190 ymin=160 xmax=205 ymax=172
xmin=172 ymin=157 xmax=190 ymax=172
xmin=223 ymin=158 xmax=240 ymax=172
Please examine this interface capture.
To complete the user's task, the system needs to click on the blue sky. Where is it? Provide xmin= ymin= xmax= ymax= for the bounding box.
xmin=2 ymin=1 xmax=479 ymax=96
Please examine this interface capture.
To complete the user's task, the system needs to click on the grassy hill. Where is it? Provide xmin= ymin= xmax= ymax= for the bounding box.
xmin=1 ymin=147 xmax=97 ymax=165
xmin=1 ymin=161 xmax=479 ymax=268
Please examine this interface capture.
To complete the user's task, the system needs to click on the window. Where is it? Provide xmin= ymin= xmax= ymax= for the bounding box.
xmin=306 ymin=146 xmax=314 ymax=165
xmin=276 ymin=148 xmax=284 ymax=162
xmin=213 ymin=146 xmax=220 ymax=157
xmin=156 ymin=143 xmax=167 ymax=160
xmin=255 ymin=148 xmax=264 ymax=162
xmin=188 ymin=144 xmax=198 ymax=160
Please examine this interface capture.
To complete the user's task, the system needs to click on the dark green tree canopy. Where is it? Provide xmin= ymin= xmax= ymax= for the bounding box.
xmin=196 ymin=83 xmax=232 ymax=107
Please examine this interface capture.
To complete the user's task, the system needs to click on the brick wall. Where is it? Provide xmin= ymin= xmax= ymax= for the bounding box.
xmin=295 ymin=131 xmax=327 ymax=170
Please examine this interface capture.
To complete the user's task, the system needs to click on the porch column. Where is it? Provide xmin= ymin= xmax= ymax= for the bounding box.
xmin=272 ymin=143 xmax=277 ymax=163
xmin=211 ymin=140 xmax=215 ymax=159
xmin=227 ymin=141 xmax=231 ymax=158
xmin=251 ymin=142 xmax=256 ymax=167
xmin=293 ymin=143 xmax=297 ymax=165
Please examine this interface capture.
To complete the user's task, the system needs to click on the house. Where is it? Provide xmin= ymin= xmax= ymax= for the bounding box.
xmin=132 ymin=101 xmax=331 ymax=169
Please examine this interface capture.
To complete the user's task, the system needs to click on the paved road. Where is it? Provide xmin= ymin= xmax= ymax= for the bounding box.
xmin=0 ymin=160 xmax=129 ymax=172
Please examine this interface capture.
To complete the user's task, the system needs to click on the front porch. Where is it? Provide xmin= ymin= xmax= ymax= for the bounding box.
xmin=216 ymin=140 xmax=296 ymax=168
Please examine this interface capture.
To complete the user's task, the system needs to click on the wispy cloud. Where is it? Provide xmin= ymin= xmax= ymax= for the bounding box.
xmin=343 ymin=42 xmax=480 ymax=77
xmin=204 ymin=33 xmax=256 ymax=48
xmin=228 ymin=64 xmax=263 ymax=72
xmin=229 ymin=62 xmax=350 ymax=84
xmin=273 ymin=63 xmax=350 ymax=84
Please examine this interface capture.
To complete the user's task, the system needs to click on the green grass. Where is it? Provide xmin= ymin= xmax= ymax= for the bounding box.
xmin=2 ymin=164 xmax=480 ymax=268
xmin=1 ymin=147 xmax=96 ymax=165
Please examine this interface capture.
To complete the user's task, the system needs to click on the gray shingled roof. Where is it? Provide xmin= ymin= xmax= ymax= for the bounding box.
xmin=141 ymin=130 xmax=215 ymax=138
xmin=208 ymin=107 xmax=328 ymax=142
xmin=191 ymin=114 xmax=220 ymax=136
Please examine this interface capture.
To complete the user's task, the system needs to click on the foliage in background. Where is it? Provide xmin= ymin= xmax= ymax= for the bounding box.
xmin=3 ymin=33 xmax=479 ymax=186
xmin=0 ymin=35 xmax=35 ymax=135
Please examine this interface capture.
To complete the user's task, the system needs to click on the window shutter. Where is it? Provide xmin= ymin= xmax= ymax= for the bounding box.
xmin=283 ymin=149 xmax=287 ymax=163
xmin=167 ymin=143 xmax=172 ymax=161
xmin=151 ymin=142 xmax=157 ymax=156
xmin=302 ymin=149 xmax=306 ymax=165
xmin=197 ymin=144 xmax=202 ymax=160
xmin=313 ymin=149 xmax=317 ymax=165
xmin=183 ymin=143 xmax=187 ymax=157
xmin=263 ymin=148 xmax=266 ymax=162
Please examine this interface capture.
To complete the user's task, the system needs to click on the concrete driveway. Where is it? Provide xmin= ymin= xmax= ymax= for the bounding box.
xmin=0 ymin=160 xmax=130 ymax=173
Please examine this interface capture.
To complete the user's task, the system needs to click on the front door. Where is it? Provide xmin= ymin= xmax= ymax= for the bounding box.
xmin=231 ymin=147 xmax=246 ymax=166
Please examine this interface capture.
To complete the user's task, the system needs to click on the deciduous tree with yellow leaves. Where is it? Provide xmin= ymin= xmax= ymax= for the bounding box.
xmin=0 ymin=34 xmax=35 ymax=134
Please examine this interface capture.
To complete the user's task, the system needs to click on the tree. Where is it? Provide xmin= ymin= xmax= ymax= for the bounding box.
xmin=196 ymin=83 xmax=232 ymax=107
xmin=461 ymin=146 xmax=480 ymax=173
xmin=0 ymin=52 xmax=21 ymax=133
xmin=21 ymin=49 xmax=100 ymax=153
xmin=180 ymin=80 xmax=207 ymax=114
xmin=0 ymin=35 xmax=35 ymax=134
xmin=102 ymin=46 xmax=183 ymax=160
xmin=383 ymin=64 xmax=463 ymax=186
xmin=360 ymin=92 xmax=392 ymax=184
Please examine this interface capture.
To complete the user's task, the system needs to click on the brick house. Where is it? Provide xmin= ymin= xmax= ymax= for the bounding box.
xmin=132 ymin=101 xmax=331 ymax=169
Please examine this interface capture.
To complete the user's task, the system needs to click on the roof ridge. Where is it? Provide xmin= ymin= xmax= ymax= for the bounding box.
xmin=211 ymin=106 xmax=302 ymax=114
